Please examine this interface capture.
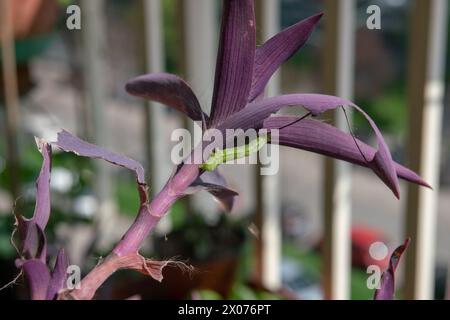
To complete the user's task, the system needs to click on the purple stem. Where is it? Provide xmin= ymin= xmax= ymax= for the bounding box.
xmin=64 ymin=162 xmax=200 ymax=300
xmin=113 ymin=162 xmax=200 ymax=256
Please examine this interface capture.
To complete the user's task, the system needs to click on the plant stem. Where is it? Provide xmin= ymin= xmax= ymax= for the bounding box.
xmin=113 ymin=163 xmax=200 ymax=256
xmin=63 ymin=162 xmax=200 ymax=300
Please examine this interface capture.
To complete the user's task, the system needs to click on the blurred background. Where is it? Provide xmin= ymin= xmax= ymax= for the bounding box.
xmin=0 ymin=0 xmax=449 ymax=300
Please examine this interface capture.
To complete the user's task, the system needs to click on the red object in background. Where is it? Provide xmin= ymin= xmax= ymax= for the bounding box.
xmin=351 ymin=226 xmax=388 ymax=270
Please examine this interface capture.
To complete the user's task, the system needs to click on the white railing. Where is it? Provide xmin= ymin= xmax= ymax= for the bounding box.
xmin=322 ymin=0 xmax=355 ymax=300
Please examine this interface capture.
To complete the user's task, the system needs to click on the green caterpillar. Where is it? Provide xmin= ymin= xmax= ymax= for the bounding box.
xmin=200 ymin=134 xmax=269 ymax=171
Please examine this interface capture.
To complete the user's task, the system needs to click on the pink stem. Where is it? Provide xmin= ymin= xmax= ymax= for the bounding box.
xmin=113 ymin=163 xmax=200 ymax=256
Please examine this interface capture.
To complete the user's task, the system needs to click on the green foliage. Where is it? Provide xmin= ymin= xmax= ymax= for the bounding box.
xmin=0 ymin=216 xmax=15 ymax=258
xmin=283 ymin=243 xmax=376 ymax=300
xmin=57 ymin=0 xmax=73 ymax=6
xmin=162 ymin=0 xmax=182 ymax=74
xmin=196 ymin=289 xmax=223 ymax=300
xmin=196 ymin=284 xmax=283 ymax=300
xmin=229 ymin=283 xmax=282 ymax=300
xmin=354 ymin=87 xmax=407 ymax=136
xmin=115 ymin=177 xmax=140 ymax=217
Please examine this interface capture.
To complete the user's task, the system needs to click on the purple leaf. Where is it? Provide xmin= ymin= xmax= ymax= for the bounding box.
xmin=17 ymin=217 xmax=47 ymax=262
xmin=374 ymin=238 xmax=410 ymax=300
xmin=21 ymin=259 xmax=51 ymax=300
xmin=125 ymin=72 xmax=207 ymax=125
xmin=55 ymin=130 xmax=148 ymax=202
xmin=15 ymin=140 xmax=54 ymax=299
xmin=210 ymin=0 xmax=256 ymax=126
xmin=46 ymin=248 xmax=69 ymax=300
xmin=185 ymin=170 xmax=239 ymax=212
xmin=32 ymin=138 xmax=52 ymax=230
xmin=221 ymin=94 xmax=361 ymax=131
xmin=16 ymin=139 xmax=51 ymax=261
xmin=249 ymin=13 xmax=323 ymax=102
xmin=263 ymin=116 xmax=430 ymax=188
xmin=221 ymin=94 xmax=401 ymax=198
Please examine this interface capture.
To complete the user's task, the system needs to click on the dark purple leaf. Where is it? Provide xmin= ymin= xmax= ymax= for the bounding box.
xmin=46 ymin=248 xmax=69 ymax=300
xmin=185 ymin=170 xmax=239 ymax=212
xmin=263 ymin=116 xmax=430 ymax=188
xmin=248 ymin=13 xmax=323 ymax=102
xmin=17 ymin=217 xmax=47 ymax=262
xmin=55 ymin=130 xmax=148 ymax=202
xmin=374 ymin=238 xmax=410 ymax=300
xmin=125 ymin=72 xmax=207 ymax=125
xmin=221 ymin=94 xmax=401 ymax=198
xmin=21 ymin=259 xmax=51 ymax=300
xmin=210 ymin=0 xmax=256 ymax=126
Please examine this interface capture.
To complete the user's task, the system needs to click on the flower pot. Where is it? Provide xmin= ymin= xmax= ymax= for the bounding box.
xmin=9 ymin=0 xmax=59 ymax=40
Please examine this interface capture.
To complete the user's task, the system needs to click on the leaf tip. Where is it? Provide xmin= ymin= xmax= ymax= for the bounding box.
xmin=393 ymin=187 xmax=401 ymax=200
xmin=313 ymin=12 xmax=324 ymax=21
